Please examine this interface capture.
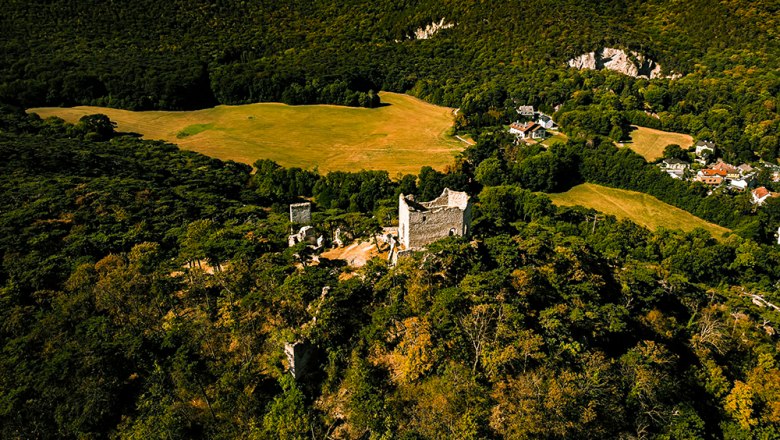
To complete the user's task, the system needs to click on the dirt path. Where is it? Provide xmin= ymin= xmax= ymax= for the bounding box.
xmin=321 ymin=241 xmax=384 ymax=267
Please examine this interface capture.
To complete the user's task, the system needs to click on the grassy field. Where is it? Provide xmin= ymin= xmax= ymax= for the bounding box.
xmin=620 ymin=125 xmax=693 ymax=161
xmin=548 ymin=183 xmax=730 ymax=238
xmin=28 ymin=92 xmax=462 ymax=175
xmin=541 ymin=131 xmax=568 ymax=147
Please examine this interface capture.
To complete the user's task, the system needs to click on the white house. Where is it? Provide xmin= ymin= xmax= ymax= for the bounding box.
xmin=661 ymin=158 xmax=689 ymax=171
xmin=509 ymin=121 xmax=546 ymax=140
xmin=752 ymin=186 xmax=774 ymax=205
xmin=694 ymin=140 xmax=716 ymax=159
xmin=516 ymin=105 xmax=534 ymax=117
xmin=730 ymin=179 xmax=750 ymax=191
xmin=536 ymin=114 xmax=557 ymax=129
xmin=660 ymin=158 xmax=689 ymax=179
xmin=730 ymin=172 xmax=755 ymax=191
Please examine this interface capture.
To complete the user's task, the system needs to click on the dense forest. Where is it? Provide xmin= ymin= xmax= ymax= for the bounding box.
xmin=2 ymin=104 xmax=780 ymax=439
xmin=2 ymin=1 xmax=780 ymax=438
xmin=1 ymin=0 xmax=778 ymax=160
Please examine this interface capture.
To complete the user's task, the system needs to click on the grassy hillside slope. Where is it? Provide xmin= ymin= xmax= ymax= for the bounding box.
xmin=620 ymin=126 xmax=694 ymax=161
xmin=549 ymin=183 xmax=730 ymax=238
xmin=29 ymin=92 xmax=462 ymax=175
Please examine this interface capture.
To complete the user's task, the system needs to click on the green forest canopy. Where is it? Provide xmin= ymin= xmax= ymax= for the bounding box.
xmin=1 ymin=2 xmax=780 ymax=438
xmin=1 ymin=99 xmax=780 ymax=439
xmin=1 ymin=0 xmax=778 ymax=161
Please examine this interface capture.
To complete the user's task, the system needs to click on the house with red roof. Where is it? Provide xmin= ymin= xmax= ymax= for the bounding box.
xmin=710 ymin=160 xmax=740 ymax=180
xmin=695 ymin=168 xmax=727 ymax=186
xmin=751 ymin=186 xmax=777 ymax=205
xmin=509 ymin=121 xmax=546 ymax=140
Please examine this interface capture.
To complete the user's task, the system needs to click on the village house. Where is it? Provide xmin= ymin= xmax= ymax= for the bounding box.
xmin=695 ymin=169 xmax=727 ymax=186
xmin=695 ymin=140 xmax=716 ymax=156
xmin=660 ymin=158 xmax=689 ymax=179
xmin=730 ymin=180 xmax=748 ymax=191
xmin=715 ymin=161 xmax=742 ymax=183
xmin=694 ymin=140 xmax=716 ymax=165
xmin=751 ymin=186 xmax=776 ymax=205
xmin=509 ymin=121 xmax=546 ymax=140
xmin=516 ymin=105 xmax=535 ymax=117
xmin=729 ymin=176 xmax=753 ymax=191
xmin=710 ymin=160 xmax=739 ymax=178
xmin=760 ymin=162 xmax=780 ymax=182
xmin=737 ymin=163 xmax=754 ymax=175
xmin=536 ymin=114 xmax=557 ymax=129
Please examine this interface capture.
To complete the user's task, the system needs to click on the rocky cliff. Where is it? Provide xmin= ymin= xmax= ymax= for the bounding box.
xmin=409 ymin=18 xmax=455 ymax=40
xmin=568 ymin=47 xmax=678 ymax=79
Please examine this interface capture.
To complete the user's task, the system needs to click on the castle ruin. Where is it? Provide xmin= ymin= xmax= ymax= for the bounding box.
xmin=284 ymin=341 xmax=313 ymax=380
xmin=289 ymin=202 xmax=312 ymax=224
xmin=398 ymin=188 xmax=472 ymax=250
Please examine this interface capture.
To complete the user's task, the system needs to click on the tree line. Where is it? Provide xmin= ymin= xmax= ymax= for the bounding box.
xmin=1 ymin=0 xmax=778 ymax=161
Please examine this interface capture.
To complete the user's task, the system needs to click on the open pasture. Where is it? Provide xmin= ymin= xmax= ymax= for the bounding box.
xmin=620 ymin=125 xmax=693 ymax=161
xmin=548 ymin=183 xmax=730 ymax=238
xmin=29 ymin=92 xmax=462 ymax=175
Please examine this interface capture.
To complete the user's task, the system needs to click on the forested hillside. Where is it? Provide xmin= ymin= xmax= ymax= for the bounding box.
xmin=2 ymin=0 xmax=778 ymax=160
xmin=2 ymin=2 xmax=780 ymax=438
xmin=2 ymin=105 xmax=780 ymax=439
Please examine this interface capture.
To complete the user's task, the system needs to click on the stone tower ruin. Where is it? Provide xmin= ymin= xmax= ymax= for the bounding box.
xmin=289 ymin=202 xmax=312 ymax=224
xmin=398 ymin=188 xmax=472 ymax=250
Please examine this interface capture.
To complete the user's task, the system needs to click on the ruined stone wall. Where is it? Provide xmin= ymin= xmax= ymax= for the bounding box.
xmin=399 ymin=189 xmax=472 ymax=249
xmin=284 ymin=341 xmax=313 ymax=380
xmin=405 ymin=205 xmax=470 ymax=248
xmin=398 ymin=194 xmax=412 ymax=248
xmin=289 ymin=202 xmax=311 ymax=224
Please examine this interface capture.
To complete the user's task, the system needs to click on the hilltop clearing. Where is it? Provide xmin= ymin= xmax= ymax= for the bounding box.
xmin=620 ymin=126 xmax=694 ymax=161
xmin=29 ymin=92 xmax=462 ymax=175
xmin=548 ymin=183 xmax=730 ymax=239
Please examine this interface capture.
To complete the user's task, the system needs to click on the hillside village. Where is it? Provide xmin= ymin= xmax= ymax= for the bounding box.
xmin=508 ymin=105 xmax=559 ymax=143
xmin=508 ymin=108 xmax=780 ymax=213
xmin=654 ymin=139 xmax=780 ymax=204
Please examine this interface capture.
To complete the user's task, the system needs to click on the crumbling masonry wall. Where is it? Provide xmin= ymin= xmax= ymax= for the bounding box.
xmin=398 ymin=188 xmax=472 ymax=249
xmin=289 ymin=202 xmax=312 ymax=224
xmin=284 ymin=341 xmax=313 ymax=380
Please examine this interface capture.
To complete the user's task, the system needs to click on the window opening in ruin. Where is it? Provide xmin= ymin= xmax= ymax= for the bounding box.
xmin=422 ymin=216 xmax=426 ymax=222
xmin=449 ymin=228 xmax=455 ymax=236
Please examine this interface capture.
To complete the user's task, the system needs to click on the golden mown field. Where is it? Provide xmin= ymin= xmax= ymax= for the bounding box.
xmin=548 ymin=183 xmax=730 ymax=238
xmin=29 ymin=92 xmax=463 ymax=176
xmin=620 ymin=125 xmax=694 ymax=161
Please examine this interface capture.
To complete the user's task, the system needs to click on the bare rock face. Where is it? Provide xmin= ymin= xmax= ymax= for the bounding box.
xmin=568 ymin=47 xmax=677 ymax=79
xmin=409 ymin=18 xmax=455 ymax=40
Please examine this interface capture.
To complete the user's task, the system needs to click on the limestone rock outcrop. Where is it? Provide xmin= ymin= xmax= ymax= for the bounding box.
xmin=568 ymin=47 xmax=678 ymax=79
xmin=409 ymin=18 xmax=454 ymax=40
